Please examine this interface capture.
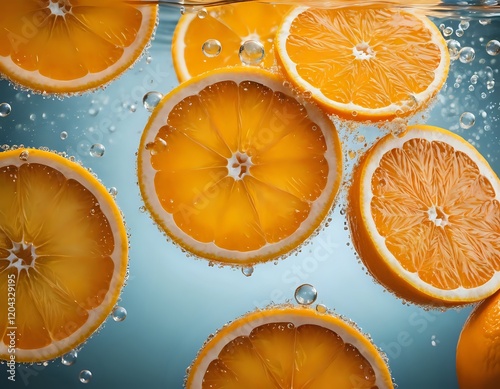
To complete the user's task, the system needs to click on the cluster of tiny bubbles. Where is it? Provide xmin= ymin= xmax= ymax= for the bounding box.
xmin=112 ymin=305 xmax=127 ymax=322
xmin=239 ymin=40 xmax=265 ymax=65
xmin=89 ymin=143 xmax=105 ymax=158
xmin=202 ymin=39 xmax=222 ymax=58
xmin=486 ymin=39 xmax=500 ymax=56
xmin=294 ymin=284 xmax=318 ymax=305
xmin=61 ymin=349 xmax=78 ymax=366
xmin=241 ymin=265 xmax=254 ymax=277
xmin=0 ymin=102 xmax=11 ymax=117
xmin=459 ymin=112 xmax=476 ymax=129
xmin=142 ymin=91 xmax=163 ymax=112
xmin=79 ymin=369 xmax=92 ymax=384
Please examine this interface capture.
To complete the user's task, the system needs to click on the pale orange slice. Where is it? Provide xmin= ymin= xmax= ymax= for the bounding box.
xmin=0 ymin=0 xmax=157 ymax=95
xmin=171 ymin=2 xmax=291 ymax=82
xmin=275 ymin=6 xmax=450 ymax=121
xmin=347 ymin=125 xmax=500 ymax=306
xmin=456 ymin=289 xmax=500 ymax=389
xmin=185 ymin=305 xmax=394 ymax=388
xmin=0 ymin=148 xmax=128 ymax=362
xmin=137 ymin=66 xmax=342 ymax=266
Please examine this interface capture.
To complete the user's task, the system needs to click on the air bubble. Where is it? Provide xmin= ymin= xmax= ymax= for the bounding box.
xmin=459 ymin=112 xmax=475 ymax=129
xmin=0 ymin=102 xmax=11 ymax=117
xmin=316 ymin=304 xmax=327 ymax=313
xmin=459 ymin=20 xmax=470 ymax=30
xmin=197 ymin=8 xmax=207 ymax=19
xmin=431 ymin=335 xmax=439 ymax=347
xmin=486 ymin=40 xmax=500 ymax=56
xmin=19 ymin=150 xmax=29 ymax=161
xmin=294 ymin=284 xmax=318 ymax=305
xmin=79 ymin=370 xmax=92 ymax=384
xmin=470 ymin=74 xmax=478 ymax=84
xmin=145 ymin=138 xmax=167 ymax=155
xmin=459 ymin=47 xmax=475 ymax=63
xmin=241 ymin=266 xmax=254 ymax=277
xmin=442 ymin=26 xmax=453 ymax=37
xmin=89 ymin=143 xmax=105 ymax=158
xmin=60 ymin=131 xmax=68 ymax=140
xmin=112 ymin=306 xmax=127 ymax=322
xmin=479 ymin=19 xmax=491 ymax=26
xmin=455 ymin=28 xmax=464 ymax=38
xmin=29 ymin=113 xmax=36 ymax=121
xmin=486 ymin=80 xmax=495 ymax=90
xmin=239 ymin=40 xmax=265 ymax=65
xmin=108 ymin=187 xmax=118 ymax=197
xmin=61 ymin=350 xmax=78 ymax=366
xmin=143 ymin=91 xmax=163 ymax=112
xmin=447 ymin=39 xmax=461 ymax=61
xmin=202 ymin=39 xmax=222 ymax=58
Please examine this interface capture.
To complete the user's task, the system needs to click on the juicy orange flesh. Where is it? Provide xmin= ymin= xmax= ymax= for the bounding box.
xmin=285 ymin=7 xmax=441 ymax=109
xmin=371 ymin=138 xmax=500 ymax=290
xmin=0 ymin=0 xmax=142 ymax=80
xmin=179 ymin=3 xmax=290 ymax=78
xmin=0 ymin=163 xmax=115 ymax=349
xmin=149 ymin=79 xmax=329 ymax=251
xmin=202 ymin=323 xmax=377 ymax=388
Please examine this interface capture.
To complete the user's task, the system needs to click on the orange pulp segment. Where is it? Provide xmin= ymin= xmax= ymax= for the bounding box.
xmin=137 ymin=66 xmax=342 ymax=266
xmin=0 ymin=0 xmax=157 ymax=95
xmin=348 ymin=125 xmax=500 ymax=306
xmin=0 ymin=148 xmax=128 ymax=362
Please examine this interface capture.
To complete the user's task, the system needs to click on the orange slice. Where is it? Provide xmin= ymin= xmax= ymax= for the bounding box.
xmin=456 ymin=289 xmax=500 ymax=389
xmin=0 ymin=0 xmax=157 ymax=95
xmin=347 ymin=125 xmax=500 ymax=306
xmin=171 ymin=2 xmax=291 ymax=82
xmin=275 ymin=6 xmax=450 ymax=121
xmin=137 ymin=66 xmax=342 ymax=266
xmin=0 ymin=148 xmax=128 ymax=362
xmin=185 ymin=305 xmax=394 ymax=388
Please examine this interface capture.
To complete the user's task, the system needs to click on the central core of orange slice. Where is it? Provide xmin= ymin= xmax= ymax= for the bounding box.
xmin=227 ymin=151 xmax=252 ymax=180
xmin=5 ymin=241 xmax=37 ymax=270
xmin=49 ymin=0 xmax=71 ymax=16
xmin=353 ymin=42 xmax=375 ymax=60
xmin=427 ymin=205 xmax=449 ymax=227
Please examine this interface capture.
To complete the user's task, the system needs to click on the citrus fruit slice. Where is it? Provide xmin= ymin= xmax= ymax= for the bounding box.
xmin=456 ymin=289 xmax=500 ymax=389
xmin=275 ymin=6 xmax=450 ymax=121
xmin=185 ymin=305 xmax=394 ymax=388
xmin=137 ymin=66 xmax=342 ymax=266
xmin=0 ymin=0 xmax=157 ymax=95
xmin=172 ymin=2 xmax=291 ymax=82
xmin=347 ymin=125 xmax=500 ymax=306
xmin=0 ymin=148 xmax=128 ymax=362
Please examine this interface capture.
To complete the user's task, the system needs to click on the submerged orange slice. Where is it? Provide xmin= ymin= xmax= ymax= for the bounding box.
xmin=185 ymin=305 xmax=394 ymax=388
xmin=348 ymin=125 xmax=500 ymax=306
xmin=172 ymin=2 xmax=291 ymax=82
xmin=137 ymin=66 xmax=342 ymax=266
xmin=0 ymin=0 xmax=157 ymax=95
xmin=275 ymin=6 xmax=450 ymax=121
xmin=0 ymin=148 xmax=128 ymax=362
xmin=456 ymin=289 xmax=500 ymax=389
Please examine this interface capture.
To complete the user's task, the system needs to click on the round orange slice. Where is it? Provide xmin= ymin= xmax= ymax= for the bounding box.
xmin=171 ymin=2 xmax=291 ymax=82
xmin=0 ymin=0 xmax=158 ymax=95
xmin=0 ymin=148 xmax=128 ymax=362
xmin=137 ymin=66 xmax=342 ymax=266
xmin=185 ymin=305 xmax=394 ymax=388
xmin=275 ymin=6 xmax=450 ymax=121
xmin=347 ymin=125 xmax=500 ymax=306
xmin=456 ymin=289 xmax=500 ymax=389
